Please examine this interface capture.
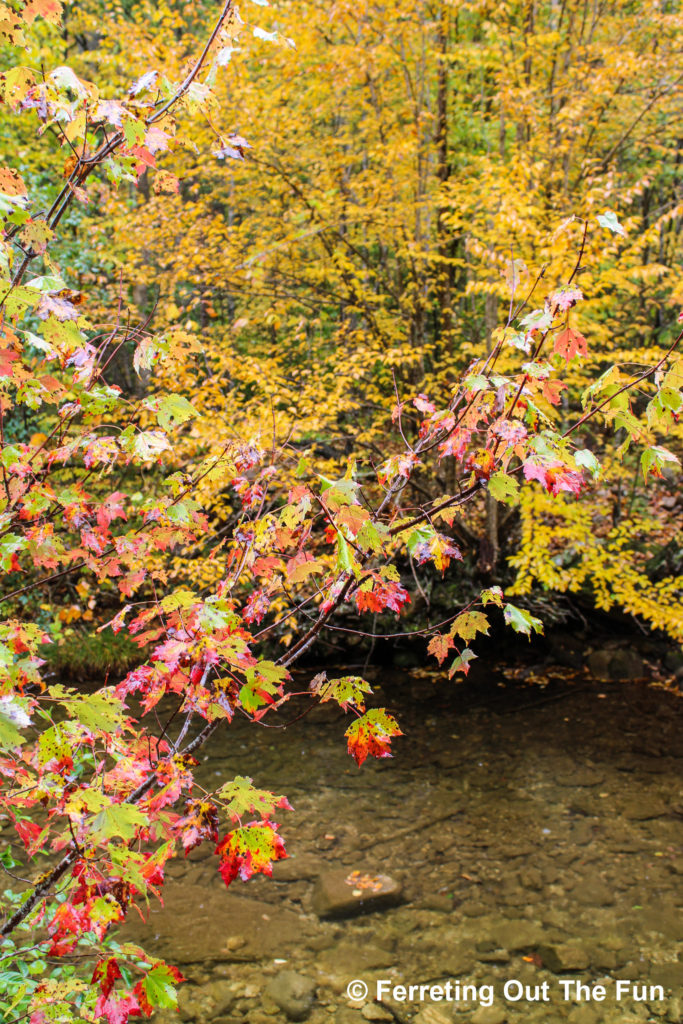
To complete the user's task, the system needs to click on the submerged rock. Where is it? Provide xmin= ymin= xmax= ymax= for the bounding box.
xmin=537 ymin=944 xmax=591 ymax=972
xmin=312 ymin=869 xmax=403 ymax=919
xmin=121 ymin=883 xmax=311 ymax=964
xmin=471 ymin=1008 xmax=507 ymax=1024
xmin=265 ymin=971 xmax=316 ymax=1022
xmin=361 ymin=1005 xmax=393 ymax=1021
xmin=177 ymin=980 xmax=237 ymax=1022
xmin=488 ymin=919 xmax=545 ymax=952
xmin=413 ymin=1007 xmax=452 ymax=1024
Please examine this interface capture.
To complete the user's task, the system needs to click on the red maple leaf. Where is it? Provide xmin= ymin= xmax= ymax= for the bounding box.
xmin=92 ymin=958 xmax=122 ymax=1000
xmin=14 ymin=819 xmax=42 ymax=853
xmin=355 ymin=578 xmax=409 ymax=615
xmin=345 ymin=709 xmax=402 ymax=767
xmin=94 ymin=992 xmax=143 ymax=1024
xmin=242 ymin=589 xmax=271 ymax=624
xmin=174 ymin=799 xmax=219 ymax=855
xmin=554 ymin=327 xmax=587 ymax=361
xmin=215 ymin=821 xmax=287 ymax=886
xmin=427 ymin=633 xmax=454 ymax=666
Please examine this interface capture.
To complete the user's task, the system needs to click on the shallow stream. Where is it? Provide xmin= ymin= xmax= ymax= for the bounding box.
xmin=127 ymin=662 xmax=683 ymax=1024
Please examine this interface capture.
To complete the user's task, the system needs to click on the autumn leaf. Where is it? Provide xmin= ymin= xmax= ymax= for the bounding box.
xmin=153 ymin=171 xmax=180 ymax=195
xmin=155 ymin=393 xmax=198 ymax=431
xmin=554 ymin=327 xmax=587 ymax=361
xmin=427 ymin=633 xmax=454 ymax=666
xmin=0 ymin=166 xmax=27 ymax=196
xmin=91 ymin=803 xmax=148 ymax=842
xmin=136 ymin=964 xmax=184 ymax=1013
xmin=450 ymin=611 xmax=489 ymax=642
xmin=448 ymin=648 xmax=476 ymax=678
xmin=22 ymin=0 xmax=63 ymax=25
xmin=133 ymin=430 xmax=171 ymax=460
xmin=345 ymin=709 xmax=402 ymax=767
xmin=488 ymin=471 xmax=520 ymax=506
xmin=215 ymin=821 xmax=287 ymax=885
xmin=312 ymin=674 xmax=372 ymax=711
xmin=216 ymin=776 xmax=291 ymax=821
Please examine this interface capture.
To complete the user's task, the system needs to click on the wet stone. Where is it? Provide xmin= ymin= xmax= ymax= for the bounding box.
xmin=620 ymin=797 xmax=669 ymax=821
xmin=477 ymin=948 xmax=510 ymax=964
xmin=567 ymin=1008 xmax=601 ymax=1024
xmin=571 ymin=878 xmax=615 ymax=907
xmin=470 ymin=1008 xmax=507 ymax=1024
xmin=649 ymin=963 xmax=683 ymax=991
xmin=665 ymin=996 xmax=682 ymax=1022
xmin=415 ymin=894 xmax=455 ymax=913
xmin=312 ymin=869 xmax=403 ymax=919
xmin=335 ymin=1012 xmax=363 ymax=1024
xmin=360 ymin=1005 xmax=393 ymax=1021
xmin=488 ymin=919 xmax=545 ymax=952
xmin=273 ymin=856 xmax=322 ymax=882
xmin=460 ymin=900 xmax=490 ymax=917
xmin=265 ymin=971 xmax=317 ymax=1022
xmin=437 ymin=944 xmax=475 ymax=977
xmin=538 ymin=944 xmax=591 ymax=972
xmin=319 ymin=942 xmax=394 ymax=973
xmin=122 ymin=884 xmax=311 ymax=964
xmin=413 ymin=1007 xmax=452 ymax=1024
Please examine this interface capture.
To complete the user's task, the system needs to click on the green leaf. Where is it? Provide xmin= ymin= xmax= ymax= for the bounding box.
xmin=0 ymin=712 xmax=24 ymax=751
xmin=69 ymin=691 xmax=123 ymax=733
xmin=574 ymin=448 xmax=600 ymax=478
xmin=2 ymin=285 xmax=39 ymax=318
xmin=336 ymin=531 xmax=354 ymax=574
xmin=641 ymin=445 xmax=680 ymax=480
xmin=216 ymin=776 xmax=290 ymax=821
xmin=312 ymin=673 xmax=372 ymax=709
xmin=91 ymin=803 xmax=148 ymax=841
xmin=156 ymin=394 xmax=199 ymax=431
xmin=356 ymin=520 xmax=385 ymax=554
xmin=25 ymin=275 xmax=66 ymax=293
xmin=503 ymin=603 xmax=544 ymax=637
xmin=122 ymin=117 xmax=146 ymax=148
xmin=488 ymin=471 xmax=520 ymax=506
xmin=141 ymin=966 xmax=182 ymax=1010
xmin=160 ymin=588 xmax=197 ymax=612
xmin=37 ymin=724 xmax=71 ymax=767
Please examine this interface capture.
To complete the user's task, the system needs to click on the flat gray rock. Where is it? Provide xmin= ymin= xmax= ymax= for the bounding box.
xmin=312 ymin=869 xmax=403 ymax=919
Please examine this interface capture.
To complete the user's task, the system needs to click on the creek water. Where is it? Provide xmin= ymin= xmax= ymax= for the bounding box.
xmin=126 ymin=662 xmax=683 ymax=1024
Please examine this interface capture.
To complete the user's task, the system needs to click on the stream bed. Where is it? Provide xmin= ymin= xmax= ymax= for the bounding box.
xmin=126 ymin=662 xmax=683 ymax=1024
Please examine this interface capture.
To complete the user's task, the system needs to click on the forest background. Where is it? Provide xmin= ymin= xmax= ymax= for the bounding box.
xmin=0 ymin=0 xmax=681 ymax=1022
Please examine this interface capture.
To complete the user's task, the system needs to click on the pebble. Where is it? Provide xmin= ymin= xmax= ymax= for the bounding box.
xmin=360 ymin=1005 xmax=393 ymax=1021
xmin=470 ymin=1007 xmax=507 ymax=1024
